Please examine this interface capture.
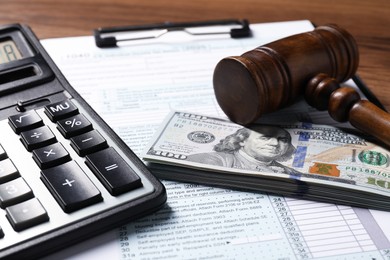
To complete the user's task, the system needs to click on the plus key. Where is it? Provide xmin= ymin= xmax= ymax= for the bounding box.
xmin=41 ymin=161 xmax=102 ymax=213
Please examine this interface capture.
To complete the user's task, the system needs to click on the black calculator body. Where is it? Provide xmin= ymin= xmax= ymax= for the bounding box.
xmin=0 ymin=24 xmax=166 ymax=258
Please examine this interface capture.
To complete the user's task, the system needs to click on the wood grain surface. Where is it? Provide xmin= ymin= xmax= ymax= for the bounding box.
xmin=1 ymin=0 xmax=389 ymax=110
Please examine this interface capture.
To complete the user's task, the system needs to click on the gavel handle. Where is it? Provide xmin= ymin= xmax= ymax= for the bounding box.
xmin=349 ymin=100 xmax=390 ymax=147
xmin=306 ymin=74 xmax=390 ymax=147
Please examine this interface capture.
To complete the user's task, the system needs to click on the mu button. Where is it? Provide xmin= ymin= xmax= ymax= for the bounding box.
xmin=85 ymin=147 xmax=142 ymax=196
xmin=44 ymin=100 xmax=78 ymax=122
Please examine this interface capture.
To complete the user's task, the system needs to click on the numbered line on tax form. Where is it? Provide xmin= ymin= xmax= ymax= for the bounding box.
xmin=226 ymin=233 xmax=283 ymax=245
xmin=270 ymin=196 xmax=390 ymax=259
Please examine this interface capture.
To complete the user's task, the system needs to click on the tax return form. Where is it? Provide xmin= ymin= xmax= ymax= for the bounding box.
xmin=41 ymin=20 xmax=390 ymax=259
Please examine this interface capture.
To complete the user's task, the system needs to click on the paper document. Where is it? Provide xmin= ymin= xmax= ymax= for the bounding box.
xmin=41 ymin=20 xmax=390 ymax=259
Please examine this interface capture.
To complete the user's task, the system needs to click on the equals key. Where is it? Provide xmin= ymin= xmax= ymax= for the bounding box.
xmin=85 ymin=147 xmax=142 ymax=196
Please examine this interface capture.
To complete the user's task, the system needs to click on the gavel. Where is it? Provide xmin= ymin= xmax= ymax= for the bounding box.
xmin=213 ymin=24 xmax=390 ymax=147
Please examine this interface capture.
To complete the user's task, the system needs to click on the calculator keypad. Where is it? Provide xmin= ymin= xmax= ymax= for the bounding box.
xmin=0 ymin=159 xmax=20 ymax=183
xmin=57 ymin=114 xmax=93 ymax=138
xmin=0 ymin=99 xmax=155 ymax=249
xmin=0 ymin=145 xmax=6 ymax=160
xmin=8 ymin=111 xmax=44 ymax=134
xmin=20 ymin=125 xmax=57 ymax=151
xmin=70 ymin=129 xmax=108 ymax=156
xmin=32 ymin=142 xmax=71 ymax=169
xmin=85 ymin=147 xmax=142 ymax=196
xmin=5 ymin=198 xmax=49 ymax=232
xmin=0 ymin=178 xmax=34 ymax=208
xmin=44 ymin=100 xmax=79 ymax=121
xmin=41 ymin=161 xmax=102 ymax=213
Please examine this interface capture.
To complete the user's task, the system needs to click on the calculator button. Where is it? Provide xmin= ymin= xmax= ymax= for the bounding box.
xmin=57 ymin=114 xmax=93 ymax=138
xmin=20 ymin=126 xmax=57 ymax=151
xmin=0 ymin=159 xmax=20 ymax=184
xmin=0 ymin=144 xmax=7 ymax=160
xmin=44 ymin=100 xmax=79 ymax=122
xmin=5 ymin=198 xmax=49 ymax=231
xmin=32 ymin=143 xmax=71 ymax=169
xmin=70 ymin=130 xmax=108 ymax=156
xmin=41 ymin=161 xmax=102 ymax=213
xmin=85 ymin=147 xmax=142 ymax=196
xmin=8 ymin=111 xmax=44 ymax=134
xmin=0 ymin=178 xmax=34 ymax=208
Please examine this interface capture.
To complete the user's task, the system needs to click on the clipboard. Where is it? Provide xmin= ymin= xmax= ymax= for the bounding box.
xmin=94 ymin=19 xmax=251 ymax=48
xmin=93 ymin=19 xmax=385 ymax=112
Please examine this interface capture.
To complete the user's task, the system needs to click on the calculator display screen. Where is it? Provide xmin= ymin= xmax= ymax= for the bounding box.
xmin=0 ymin=39 xmax=23 ymax=64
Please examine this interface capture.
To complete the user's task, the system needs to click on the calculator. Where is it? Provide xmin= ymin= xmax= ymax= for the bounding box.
xmin=0 ymin=24 xmax=166 ymax=258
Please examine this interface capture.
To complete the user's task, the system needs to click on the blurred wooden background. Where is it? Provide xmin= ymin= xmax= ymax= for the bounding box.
xmin=1 ymin=0 xmax=389 ymax=110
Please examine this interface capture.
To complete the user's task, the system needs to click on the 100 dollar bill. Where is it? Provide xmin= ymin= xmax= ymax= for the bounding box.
xmin=143 ymin=111 xmax=390 ymax=196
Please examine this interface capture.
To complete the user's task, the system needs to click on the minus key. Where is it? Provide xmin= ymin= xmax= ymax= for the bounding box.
xmin=70 ymin=130 xmax=108 ymax=156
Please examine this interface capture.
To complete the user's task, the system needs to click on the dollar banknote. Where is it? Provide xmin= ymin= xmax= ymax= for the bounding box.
xmin=143 ymin=111 xmax=390 ymax=210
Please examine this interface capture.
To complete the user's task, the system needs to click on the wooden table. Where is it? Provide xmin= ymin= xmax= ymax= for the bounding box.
xmin=2 ymin=0 xmax=389 ymax=110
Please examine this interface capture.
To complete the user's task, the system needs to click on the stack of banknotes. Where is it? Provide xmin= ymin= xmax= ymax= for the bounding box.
xmin=143 ymin=111 xmax=390 ymax=210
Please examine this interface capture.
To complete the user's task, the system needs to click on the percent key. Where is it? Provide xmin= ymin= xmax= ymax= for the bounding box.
xmin=57 ymin=114 xmax=93 ymax=138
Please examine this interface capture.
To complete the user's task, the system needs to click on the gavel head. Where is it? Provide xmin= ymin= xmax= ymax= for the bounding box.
xmin=213 ymin=24 xmax=359 ymax=125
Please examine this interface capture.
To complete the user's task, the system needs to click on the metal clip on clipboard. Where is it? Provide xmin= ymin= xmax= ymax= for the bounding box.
xmin=94 ymin=19 xmax=252 ymax=48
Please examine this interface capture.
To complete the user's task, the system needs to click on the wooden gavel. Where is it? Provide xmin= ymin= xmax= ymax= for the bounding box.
xmin=213 ymin=24 xmax=390 ymax=147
